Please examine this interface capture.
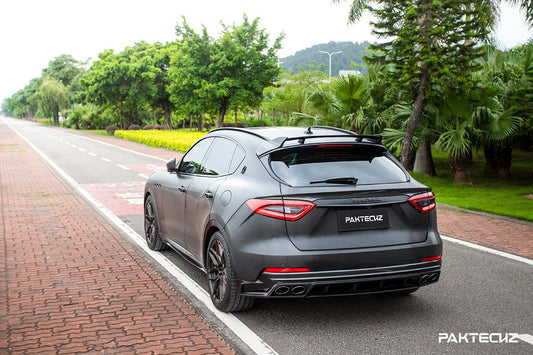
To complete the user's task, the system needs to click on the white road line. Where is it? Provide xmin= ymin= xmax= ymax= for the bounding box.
xmin=61 ymin=130 xmax=167 ymax=162
xmin=71 ymin=144 xmax=77 ymax=148
xmin=117 ymin=164 xmax=130 ymax=170
xmin=88 ymin=152 xmax=97 ymax=157
xmin=78 ymin=148 xmax=86 ymax=152
xmin=100 ymin=157 xmax=112 ymax=163
xmin=441 ymin=235 xmax=533 ymax=266
xmin=8 ymin=122 xmax=278 ymax=355
xmin=137 ymin=174 xmax=149 ymax=180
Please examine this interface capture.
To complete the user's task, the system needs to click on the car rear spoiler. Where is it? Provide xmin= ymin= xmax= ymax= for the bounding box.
xmin=256 ymin=132 xmax=383 ymax=157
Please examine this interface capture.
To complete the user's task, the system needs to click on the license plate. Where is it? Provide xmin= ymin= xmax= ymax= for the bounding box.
xmin=337 ymin=209 xmax=389 ymax=231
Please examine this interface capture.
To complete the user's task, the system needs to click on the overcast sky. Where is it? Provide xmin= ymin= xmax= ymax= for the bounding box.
xmin=1 ymin=0 xmax=532 ymax=104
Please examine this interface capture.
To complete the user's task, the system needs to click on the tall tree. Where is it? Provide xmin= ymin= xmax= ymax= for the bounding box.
xmin=37 ymin=78 xmax=69 ymax=124
xmin=168 ymin=20 xmax=213 ymax=129
xmin=42 ymin=54 xmax=85 ymax=87
xmin=169 ymin=15 xmax=282 ymax=128
xmin=134 ymin=42 xmax=178 ymax=129
xmin=81 ymin=43 xmax=158 ymax=127
xmin=334 ymin=1 xmax=500 ymax=168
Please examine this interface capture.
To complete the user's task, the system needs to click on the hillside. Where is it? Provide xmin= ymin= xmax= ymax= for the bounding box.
xmin=280 ymin=41 xmax=372 ymax=75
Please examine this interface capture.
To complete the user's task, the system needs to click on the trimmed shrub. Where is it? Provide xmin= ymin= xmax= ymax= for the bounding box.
xmin=128 ymin=124 xmax=141 ymax=130
xmin=106 ymin=125 xmax=120 ymax=135
xmin=114 ymin=130 xmax=207 ymax=152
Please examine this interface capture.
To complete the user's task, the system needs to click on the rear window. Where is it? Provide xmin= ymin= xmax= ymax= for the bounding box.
xmin=269 ymin=145 xmax=408 ymax=186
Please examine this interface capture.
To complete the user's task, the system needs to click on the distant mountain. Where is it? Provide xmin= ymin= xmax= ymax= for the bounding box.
xmin=280 ymin=41 xmax=372 ymax=75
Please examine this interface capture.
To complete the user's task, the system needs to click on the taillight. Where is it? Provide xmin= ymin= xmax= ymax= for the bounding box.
xmin=421 ymin=255 xmax=442 ymax=262
xmin=408 ymin=192 xmax=436 ymax=213
xmin=246 ymin=199 xmax=315 ymax=221
xmin=263 ymin=267 xmax=311 ymax=273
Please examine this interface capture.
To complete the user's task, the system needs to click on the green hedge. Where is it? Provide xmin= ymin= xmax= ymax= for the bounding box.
xmin=114 ymin=130 xmax=207 ymax=152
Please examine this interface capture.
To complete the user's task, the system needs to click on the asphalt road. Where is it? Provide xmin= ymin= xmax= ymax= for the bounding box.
xmin=7 ymin=118 xmax=533 ymax=354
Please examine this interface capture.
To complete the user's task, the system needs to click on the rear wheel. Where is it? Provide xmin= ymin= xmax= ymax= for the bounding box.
xmin=144 ymin=195 xmax=166 ymax=251
xmin=206 ymin=231 xmax=255 ymax=312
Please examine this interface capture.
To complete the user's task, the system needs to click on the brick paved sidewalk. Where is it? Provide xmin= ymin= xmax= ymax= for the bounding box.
xmin=62 ymin=126 xmax=533 ymax=260
xmin=0 ymin=124 xmax=234 ymax=353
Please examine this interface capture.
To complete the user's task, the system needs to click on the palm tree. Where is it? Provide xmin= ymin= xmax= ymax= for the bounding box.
xmin=471 ymin=45 xmax=527 ymax=178
xmin=291 ymin=74 xmax=376 ymax=131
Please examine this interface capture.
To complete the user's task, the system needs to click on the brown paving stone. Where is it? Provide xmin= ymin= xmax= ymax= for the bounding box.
xmin=0 ymin=120 xmax=234 ymax=353
xmin=437 ymin=207 xmax=533 ymax=259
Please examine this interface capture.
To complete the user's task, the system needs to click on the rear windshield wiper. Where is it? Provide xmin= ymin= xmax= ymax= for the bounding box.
xmin=310 ymin=177 xmax=358 ymax=185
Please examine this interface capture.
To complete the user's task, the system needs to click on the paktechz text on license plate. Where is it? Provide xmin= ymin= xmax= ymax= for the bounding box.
xmin=337 ymin=209 xmax=389 ymax=232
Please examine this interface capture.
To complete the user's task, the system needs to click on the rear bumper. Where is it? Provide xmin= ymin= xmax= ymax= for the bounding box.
xmin=240 ymin=260 xmax=441 ymax=298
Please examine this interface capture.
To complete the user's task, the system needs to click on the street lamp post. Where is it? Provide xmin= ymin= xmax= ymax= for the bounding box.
xmin=319 ymin=50 xmax=342 ymax=76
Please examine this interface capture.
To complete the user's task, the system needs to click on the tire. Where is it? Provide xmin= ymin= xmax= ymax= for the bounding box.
xmin=206 ymin=231 xmax=255 ymax=312
xmin=144 ymin=195 xmax=166 ymax=251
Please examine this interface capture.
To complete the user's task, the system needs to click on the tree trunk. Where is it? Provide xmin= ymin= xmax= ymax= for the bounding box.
xmin=53 ymin=110 xmax=60 ymax=125
xmin=163 ymin=104 xmax=172 ymax=130
xmin=197 ymin=115 xmax=203 ymax=132
xmin=453 ymin=167 xmax=468 ymax=184
xmin=217 ymin=101 xmax=228 ymax=128
xmin=483 ymin=144 xmax=497 ymax=175
xmin=400 ymin=68 xmax=429 ymax=167
xmin=413 ymin=136 xmax=436 ymax=176
xmin=451 ymin=155 xmax=470 ymax=184
xmin=497 ymin=144 xmax=512 ymax=179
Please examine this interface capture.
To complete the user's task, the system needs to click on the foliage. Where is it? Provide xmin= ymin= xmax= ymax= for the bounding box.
xmin=262 ymin=67 xmax=329 ymax=121
xmin=80 ymin=43 xmax=159 ymax=128
xmin=114 ymin=130 xmax=207 ymax=152
xmin=169 ymin=15 xmax=283 ymax=128
xmin=36 ymin=78 xmax=69 ymax=124
xmin=41 ymin=54 xmax=86 ymax=104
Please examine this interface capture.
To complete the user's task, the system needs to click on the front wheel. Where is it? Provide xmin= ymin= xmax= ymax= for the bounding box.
xmin=144 ymin=195 xmax=166 ymax=251
xmin=206 ymin=232 xmax=255 ymax=312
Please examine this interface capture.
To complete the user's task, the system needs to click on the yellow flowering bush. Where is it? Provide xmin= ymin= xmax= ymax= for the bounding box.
xmin=114 ymin=130 xmax=207 ymax=152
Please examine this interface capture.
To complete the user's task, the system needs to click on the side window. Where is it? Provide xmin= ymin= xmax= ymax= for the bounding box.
xmin=178 ymin=138 xmax=213 ymax=174
xmin=202 ymin=138 xmax=243 ymax=176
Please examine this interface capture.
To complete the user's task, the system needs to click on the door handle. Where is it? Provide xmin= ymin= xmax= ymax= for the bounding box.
xmin=204 ymin=191 xmax=213 ymax=199
xmin=178 ymin=186 xmax=186 ymax=193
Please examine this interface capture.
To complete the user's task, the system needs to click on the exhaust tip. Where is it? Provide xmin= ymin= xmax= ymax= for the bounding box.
xmin=420 ymin=274 xmax=430 ymax=284
xmin=429 ymin=273 xmax=439 ymax=282
xmin=274 ymin=286 xmax=290 ymax=296
xmin=291 ymin=285 xmax=307 ymax=295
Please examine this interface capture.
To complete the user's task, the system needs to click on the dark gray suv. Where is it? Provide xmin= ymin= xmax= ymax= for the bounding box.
xmin=144 ymin=126 xmax=442 ymax=312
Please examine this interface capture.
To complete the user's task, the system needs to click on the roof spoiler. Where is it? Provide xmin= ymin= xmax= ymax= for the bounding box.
xmin=256 ymin=132 xmax=384 ymax=156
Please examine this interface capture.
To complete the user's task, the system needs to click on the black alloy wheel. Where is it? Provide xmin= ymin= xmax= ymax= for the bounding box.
xmin=144 ymin=195 xmax=165 ymax=251
xmin=206 ymin=232 xmax=254 ymax=312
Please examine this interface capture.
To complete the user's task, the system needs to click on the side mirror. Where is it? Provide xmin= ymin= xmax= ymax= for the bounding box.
xmin=166 ymin=158 xmax=177 ymax=173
